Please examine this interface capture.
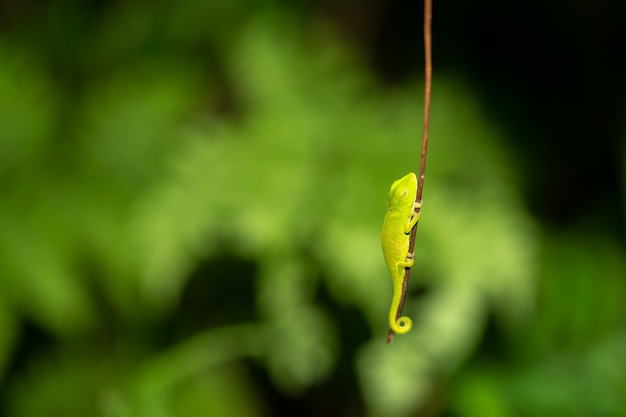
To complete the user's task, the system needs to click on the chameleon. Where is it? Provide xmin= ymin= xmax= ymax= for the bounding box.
xmin=381 ymin=172 xmax=421 ymax=336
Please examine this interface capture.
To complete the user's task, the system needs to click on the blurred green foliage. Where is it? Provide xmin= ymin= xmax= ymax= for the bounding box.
xmin=0 ymin=1 xmax=625 ymax=417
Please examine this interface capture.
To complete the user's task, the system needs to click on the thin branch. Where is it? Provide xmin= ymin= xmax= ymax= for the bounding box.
xmin=387 ymin=0 xmax=432 ymax=344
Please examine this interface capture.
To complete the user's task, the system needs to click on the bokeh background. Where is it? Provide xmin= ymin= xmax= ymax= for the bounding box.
xmin=1 ymin=1 xmax=625 ymax=416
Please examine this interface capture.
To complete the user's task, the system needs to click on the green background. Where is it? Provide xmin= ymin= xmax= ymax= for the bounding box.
xmin=1 ymin=1 xmax=625 ymax=416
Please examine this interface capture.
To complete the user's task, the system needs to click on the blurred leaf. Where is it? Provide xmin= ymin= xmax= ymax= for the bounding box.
xmin=0 ymin=301 xmax=18 ymax=384
xmin=449 ymin=369 xmax=511 ymax=417
xmin=527 ymin=233 xmax=626 ymax=356
xmin=0 ymin=43 xmax=56 ymax=174
xmin=450 ymin=233 xmax=626 ymax=416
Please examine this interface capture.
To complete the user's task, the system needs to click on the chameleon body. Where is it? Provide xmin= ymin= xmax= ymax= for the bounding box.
xmin=381 ymin=172 xmax=421 ymax=335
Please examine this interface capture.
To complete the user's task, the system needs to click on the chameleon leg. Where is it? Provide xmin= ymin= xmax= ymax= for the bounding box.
xmin=403 ymin=202 xmax=422 ymax=234
xmin=396 ymin=259 xmax=414 ymax=273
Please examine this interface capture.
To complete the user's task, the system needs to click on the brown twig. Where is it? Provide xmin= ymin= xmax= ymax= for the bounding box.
xmin=387 ymin=0 xmax=432 ymax=344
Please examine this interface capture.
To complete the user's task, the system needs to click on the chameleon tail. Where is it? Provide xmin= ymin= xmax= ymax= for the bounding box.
xmin=388 ymin=278 xmax=413 ymax=334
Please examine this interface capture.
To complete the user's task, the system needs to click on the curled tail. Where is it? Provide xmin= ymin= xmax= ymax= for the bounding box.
xmin=388 ymin=277 xmax=413 ymax=334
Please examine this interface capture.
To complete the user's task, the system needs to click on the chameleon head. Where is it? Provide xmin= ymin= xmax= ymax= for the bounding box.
xmin=387 ymin=172 xmax=418 ymax=208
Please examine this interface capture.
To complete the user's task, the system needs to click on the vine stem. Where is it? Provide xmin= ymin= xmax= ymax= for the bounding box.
xmin=387 ymin=0 xmax=432 ymax=344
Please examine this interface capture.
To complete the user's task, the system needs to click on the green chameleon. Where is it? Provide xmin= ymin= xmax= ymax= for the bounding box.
xmin=381 ymin=172 xmax=421 ymax=335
